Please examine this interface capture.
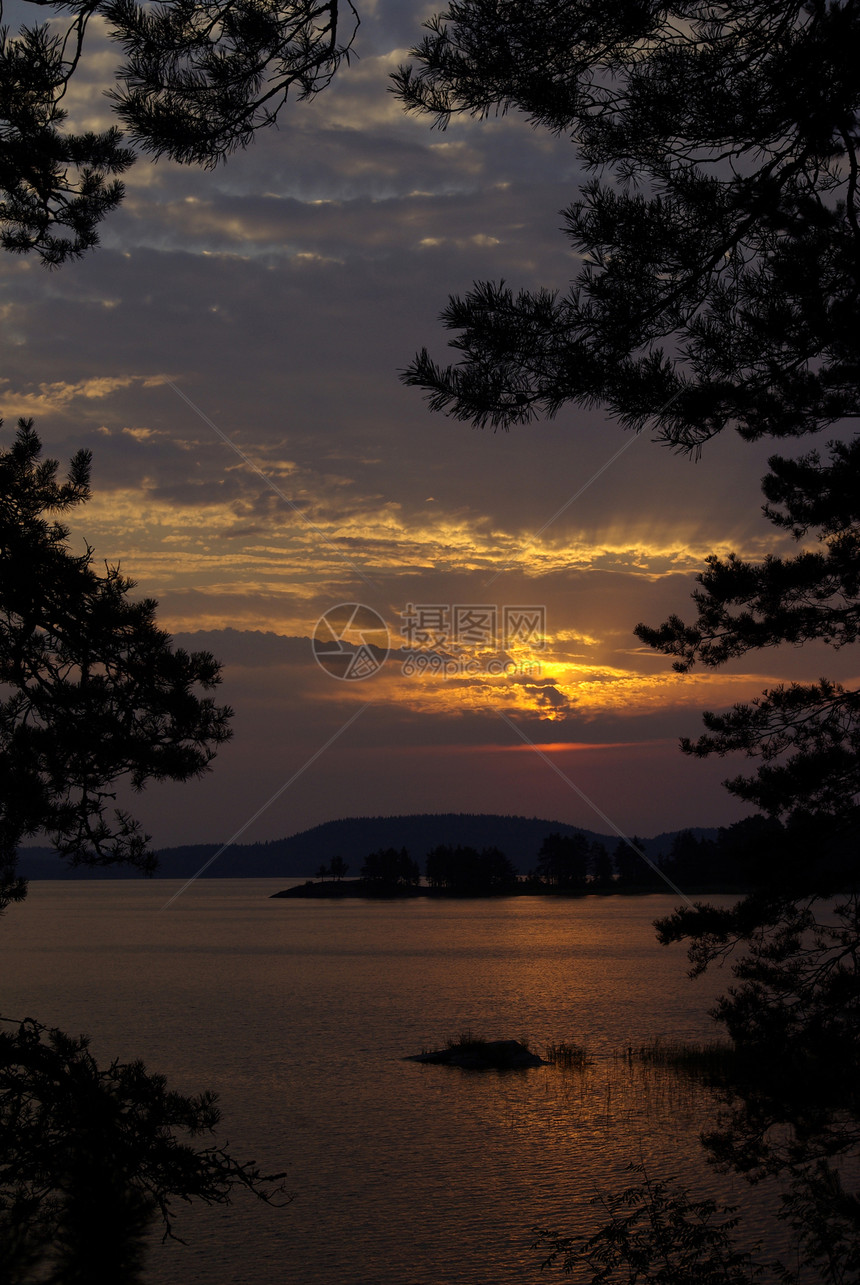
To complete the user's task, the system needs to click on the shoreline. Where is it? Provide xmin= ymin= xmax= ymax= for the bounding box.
xmin=271 ymin=879 xmax=747 ymax=900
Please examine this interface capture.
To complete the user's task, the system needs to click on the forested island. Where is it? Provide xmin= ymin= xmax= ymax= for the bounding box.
xmin=272 ymin=814 xmax=779 ymax=898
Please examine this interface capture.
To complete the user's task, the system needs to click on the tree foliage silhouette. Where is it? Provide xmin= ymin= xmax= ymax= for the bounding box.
xmin=360 ymin=846 xmax=420 ymax=889
xmin=0 ymin=417 xmax=233 ymax=908
xmin=397 ymin=9 xmax=860 ymax=1268
xmin=535 ymin=832 xmax=589 ymax=889
xmin=641 ymin=436 xmax=859 ymax=1077
xmin=395 ymin=0 xmax=860 ymax=1051
xmin=536 ymin=1163 xmax=776 ymax=1284
xmin=0 ymin=0 xmax=358 ymax=263
xmin=395 ymin=0 xmax=860 ymax=450
xmin=638 ymin=436 xmax=860 ymax=838
xmin=0 ymin=424 xmax=286 ymax=1275
xmin=0 ymin=1017 xmax=289 ymax=1284
xmin=425 ymin=843 xmax=516 ymax=893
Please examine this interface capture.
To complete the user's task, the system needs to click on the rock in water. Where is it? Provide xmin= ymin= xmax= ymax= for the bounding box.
xmin=406 ymin=1039 xmax=545 ymax=1069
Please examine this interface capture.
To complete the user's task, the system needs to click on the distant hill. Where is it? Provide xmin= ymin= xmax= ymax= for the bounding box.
xmin=17 ymin=814 xmax=719 ymax=881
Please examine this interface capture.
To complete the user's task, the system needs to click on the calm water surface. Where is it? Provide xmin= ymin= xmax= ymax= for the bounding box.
xmin=1 ymin=881 xmax=785 ymax=1283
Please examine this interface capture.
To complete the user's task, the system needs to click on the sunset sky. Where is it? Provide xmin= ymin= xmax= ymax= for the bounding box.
xmin=4 ymin=0 xmax=854 ymax=849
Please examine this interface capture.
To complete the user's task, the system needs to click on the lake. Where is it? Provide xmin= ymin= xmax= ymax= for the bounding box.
xmin=1 ymin=881 xmax=791 ymax=1283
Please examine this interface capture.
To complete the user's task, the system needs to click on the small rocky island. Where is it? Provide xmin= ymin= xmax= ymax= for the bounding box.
xmin=405 ymin=1038 xmax=546 ymax=1069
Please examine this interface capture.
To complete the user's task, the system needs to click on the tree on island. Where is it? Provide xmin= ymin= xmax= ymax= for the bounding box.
xmin=425 ymin=843 xmax=517 ymax=894
xmin=535 ymin=832 xmax=589 ymax=890
xmin=329 ymin=855 xmax=349 ymax=881
xmin=0 ymin=423 xmax=283 ymax=1276
xmin=611 ymin=836 xmax=658 ymax=891
xmin=0 ymin=0 xmax=358 ymax=263
xmin=588 ymin=841 xmax=613 ymax=889
xmin=360 ymin=847 xmax=420 ymax=890
xmin=315 ymin=856 xmax=348 ymax=882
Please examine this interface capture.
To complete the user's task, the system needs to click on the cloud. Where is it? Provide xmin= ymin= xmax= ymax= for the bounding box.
xmin=0 ymin=375 xmax=168 ymax=419
xmin=2 ymin=0 xmax=822 ymax=841
xmin=108 ymin=624 xmax=759 ymax=845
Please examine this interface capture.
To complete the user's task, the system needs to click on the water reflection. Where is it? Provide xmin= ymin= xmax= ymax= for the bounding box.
xmin=539 ymin=1040 xmax=860 ymax=1282
xmin=4 ymin=884 xmax=849 ymax=1283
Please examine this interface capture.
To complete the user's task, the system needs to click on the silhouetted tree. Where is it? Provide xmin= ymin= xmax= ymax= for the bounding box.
xmin=0 ymin=0 xmax=358 ymax=263
xmin=395 ymin=1 xmax=859 ymax=449
xmin=536 ymin=1163 xmax=775 ymax=1284
xmin=396 ymin=0 xmax=860 ymax=1072
xmin=0 ymin=419 xmax=233 ymax=912
xmin=661 ymin=830 xmax=711 ymax=885
xmin=638 ymin=439 xmax=860 ymax=846
xmin=641 ymin=440 xmax=859 ymax=1065
xmin=425 ymin=843 xmax=516 ymax=894
xmin=714 ymin=815 xmax=783 ymax=888
xmin=360 ymin=847 xmax=420 ymax=888
xmin=612 ymin=836 xmax=656 ymax=890
xmin=0 ymin=423 xmax=282 ymax=1276
xmin=329 ymin=855 xmax=349 ymax=881
xmin=477 ymin=845 xmax=516 ymax=892
xmin=588 ymin=841 xmax=613 ymax=888
xmin=392 ymin=1 xmax=860 ymax=1273
xmin=0 ymin=1018 xmax=288 ymax=1283
xmin=640 ymin=464 xmax=860 ymax=1260
xmin=425 ymin=844 xmax=458 ymax=889
xmin=536 ymin=833 xmax=589 ymax=890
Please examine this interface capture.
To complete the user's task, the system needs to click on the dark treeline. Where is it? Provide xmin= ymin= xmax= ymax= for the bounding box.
xmin=531 ymin=814 xmax=781 ymax=894
xmin=307 ymin=815 xmax=778 ymax=896
xmin=22 ymin=814 xmax=725 ymax=881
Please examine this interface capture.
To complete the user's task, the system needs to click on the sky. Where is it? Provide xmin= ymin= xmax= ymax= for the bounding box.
xmin=4 ymin=0 xmax=855 ymax=849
